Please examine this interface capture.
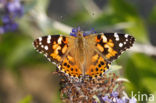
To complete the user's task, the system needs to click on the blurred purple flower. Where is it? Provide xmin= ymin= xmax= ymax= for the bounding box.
xmin=111 ymin=91 xmax=119 ymax=97
xmin=83 ymin=28 xmax=96 ymax=36
xmin=70 ymin=27 xmax=96 ymax=37
xmin=100 ymin=91 xmax=137 ymax=103
xmin=129 ymin=97 xmax=137 ymax=103
xmin=6 ymin=0 xmax=24 ymax=17
xmin=102 ymin=96 xmax=112 ymax=102
xmin=0 ymin=0 xmax=24 ymax=34
xmin=70 ymin=27 xmax=80 ymax=37
xmin=0 ymin=27 xmax=5 ymax=34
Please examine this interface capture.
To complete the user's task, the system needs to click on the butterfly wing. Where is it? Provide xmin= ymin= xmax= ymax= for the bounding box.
xmin=93 ymin=33 xmax=135 ymax=61
xmin=84 ymin=33 xmax=135 ymax=78
xmin=33 ymin=35 xmax=71 ymax=64
xmin=33 ymin=35 xmax=82 ymax=78
xmin=85 ymin=51 xmax=111 ymax=78
xmin=58 ymin=52 xmax=82 ymax=78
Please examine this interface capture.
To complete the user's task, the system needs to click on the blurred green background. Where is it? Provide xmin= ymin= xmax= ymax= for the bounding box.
xmin=0 ymin=0 xmax=156 ymax=103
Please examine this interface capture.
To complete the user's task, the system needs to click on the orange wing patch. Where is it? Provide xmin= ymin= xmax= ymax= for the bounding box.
xmin=85 ymin=53 xmax=110 ymax=78
xmin=50 ymin=42 xmax=62 ymax=61
xmin=95 ymin=35 xmax=117 ymax=60
xmin=50 ymin=37 xmax=69 ymax=62
xmin=59 ymin=55 xmax=82 ymax=78
xmin=104 ymin=39 xmax=117 ymax=59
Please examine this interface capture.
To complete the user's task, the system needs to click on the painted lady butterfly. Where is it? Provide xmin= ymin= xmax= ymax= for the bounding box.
xmin=33 ymin=28 xmax=135 ymax=79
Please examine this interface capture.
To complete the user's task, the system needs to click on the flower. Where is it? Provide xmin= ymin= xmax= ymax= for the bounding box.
xmin=102 ymin=96 xmax=112 ymax=102
xmin=6 ymin=0 xmax=24 ymax=17
xmin=100 ymin=91 xmax=137 ymax=103
xmin=70 ymin=27 xmax=96 ymax=37
xmin=54 ymin=71 xmax=125 ymax=103
xmin=52 ymin=70 xmax=138 ymax=103
xmin=83 ymin=28 xmax=96 ymax=36
xmin=0 ymin=0 xmax=23 ymax=34
xmin=129 ymin=97 xmax=137 ymax=103
xmin=70 ymin=27 xmax=80 ymax=37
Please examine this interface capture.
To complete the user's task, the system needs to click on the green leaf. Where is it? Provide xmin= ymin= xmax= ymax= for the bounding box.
xmin=125 ymin=17 xmax=148 ymax=43
xmin=5 ymin=38 xmax=33 ymax=69
xmin=64 ymin=11 xmax=92 ymax=26
xmin=125 ymin=53 xmax=156 ymax=96
xmin=110 ymin=0 xmax=138 ymax=17
xmin=149 ymin=6 xmax=156 ymax=24
xmin=91 ymin=13 xmax=125 ymax=28
xmin=109 ymin=0 xmax=148 ymax=43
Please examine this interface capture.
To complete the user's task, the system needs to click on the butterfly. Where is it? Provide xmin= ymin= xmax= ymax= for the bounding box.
xmin=33 ymin=28 xmax=135 ymax=79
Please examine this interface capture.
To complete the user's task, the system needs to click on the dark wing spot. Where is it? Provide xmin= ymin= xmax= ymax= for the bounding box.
xmin=100 ymin=61 xmax=104 ymax=65
xmin=103 ymin=48 xmax=109 ymax=55
xmin=97 ymin=35 xmax=101 ymax=40
xmin=64 ymin=63 xmax=67 ymax=66
xmin=71 ymin=68 xmax=73 ymax=71
xmin=67 ymin=65 xmax=70 ymax=68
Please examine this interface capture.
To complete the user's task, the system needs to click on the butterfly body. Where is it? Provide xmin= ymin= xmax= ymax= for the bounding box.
xmin=33 ymin=29 xmax=135 ymax=79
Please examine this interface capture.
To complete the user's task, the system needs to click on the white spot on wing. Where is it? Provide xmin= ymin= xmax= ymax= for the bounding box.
xmin=58 ymin=37 xmax=62 ymax=44
xmin=39 ymin=37 xmax=42 ymax=41
xmin=116 ymin=37 xmax=119 ymax=41
xmin=119 ymin=43 xmax=123 ymax=47
xmin=47 ymin=35 xmax=51 ymax=44
xmin=102 ymin=35 xmax=107 ymax=42
xmin=125 ymin=34 xmax=129 ymax=38
xmin=114 ymin=32 xmax=118 ymax=37
xmin=114 ymin=32 xmax=119 ymax=41
xmin=41 ymin=45 xmax=44 ymax=48
xmin=45 ymin=45 xmax=48 ymax=50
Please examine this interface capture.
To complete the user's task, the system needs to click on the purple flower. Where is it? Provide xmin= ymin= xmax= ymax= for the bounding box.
xmin=100 ymin=91 xmax=137 ymax=103
xmin=0 ymin=27 xmax=5 ymax=34
xmin=6 ymin=0 xmax=24 ymax=17
xmin=83 ymin=28 xmax=96 ymax=36
xmin=70 ymin=27 xmax=96 ymax=37
xmin=3 ymin=22 xmax=18 ymax=32
xmin=0 ymin=0 xmax=23 ymax=34
xmin=102 ymin=96 xmax=112 ymax=102
xmin=2 ymin=15 xmax=11 ymax=23
xmin=116 ymin=98 xmax=125 ymax=103
xmin=70 ymin=27 xmax=80 ymax=37
xmin=111 ymin=91 xmax=119 ymax=97
xmin=129 ymin=97 xmax=137 ymax=103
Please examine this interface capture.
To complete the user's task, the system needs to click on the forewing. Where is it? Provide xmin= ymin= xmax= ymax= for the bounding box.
xmin=94 ymin=33 xmax=135 ymax=62
xmin=33 ymin=35 xmax=70 ymax=65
